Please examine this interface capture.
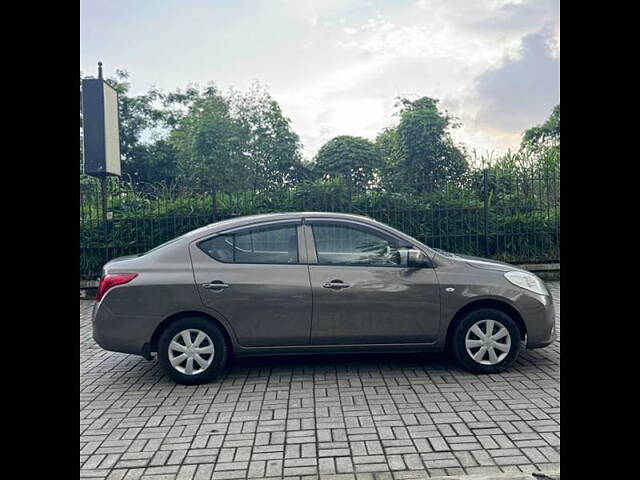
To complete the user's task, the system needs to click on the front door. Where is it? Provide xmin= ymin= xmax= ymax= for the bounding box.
xmin=306 ymin=220 xmax=441 ymax=345
xmin=190 ymin=221 xmax=312 ymax=347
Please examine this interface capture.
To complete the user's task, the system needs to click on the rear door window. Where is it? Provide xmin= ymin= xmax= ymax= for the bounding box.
xmin=198 ymin=223 xmax=299 ymax=264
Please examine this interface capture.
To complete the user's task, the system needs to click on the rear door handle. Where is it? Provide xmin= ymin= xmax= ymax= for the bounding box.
xmin=322 ymin=280 xmax=350 ymax=290
xmin=202 ymin=281 xmax=229 ymax=291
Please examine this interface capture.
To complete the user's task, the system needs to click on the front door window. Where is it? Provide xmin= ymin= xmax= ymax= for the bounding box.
xmin=311 ymin=223 xmax=406 ymax=267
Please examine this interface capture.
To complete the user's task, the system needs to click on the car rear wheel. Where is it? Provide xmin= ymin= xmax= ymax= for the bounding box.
xmin=157 ymin=317 xmax=229 ymax=385
xmin=450 ymin=308 xmax=521 ymax=374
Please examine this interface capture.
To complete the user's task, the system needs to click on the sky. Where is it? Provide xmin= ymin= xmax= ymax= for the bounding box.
xmin=80 ymin=0 xmax=559 ymax=161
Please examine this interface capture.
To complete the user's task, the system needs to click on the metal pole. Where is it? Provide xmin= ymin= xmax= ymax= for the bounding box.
xmin=95 ymin=62 xmax=110 ymax=268
xmin=100 ymin=175 xmax=109 ymax=264
xmin=347 ymin=174 xmax=353 ymax=213
xmin=482 ymin=168 xmax=489 ymax=257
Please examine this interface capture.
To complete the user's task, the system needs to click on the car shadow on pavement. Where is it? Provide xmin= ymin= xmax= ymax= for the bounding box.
xmin=226 ymin=345 xmax=558 ymax=374
xmin=230 ymin=350 xmax=452 ymax=370
xmin=106 ymin=343 xmax=558 ymax=387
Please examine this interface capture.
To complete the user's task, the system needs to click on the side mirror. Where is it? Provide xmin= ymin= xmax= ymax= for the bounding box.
xmin=407 ymin=249 xmax=429 ymax=268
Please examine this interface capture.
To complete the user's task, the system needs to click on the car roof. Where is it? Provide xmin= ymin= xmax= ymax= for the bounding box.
xmin=175 ymin=212 xmax=377 ymax=241
xmin=210 ymin=211 xmax=373 ymax=228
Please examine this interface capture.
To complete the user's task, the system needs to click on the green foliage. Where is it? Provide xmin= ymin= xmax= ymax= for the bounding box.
xmin=229 ymin=82 xmax=304 ymax=190
xmin=106 ymin=70 xmax=166 ymax=165
xmin=313 ymin=136 xmax=382 ymax=190
xmin=80 ymin=71 xmax=560 ymax=279
xmin=170 ymin=87 xmax=248 ymax=190
xmin=375 ymin=127 xmax=402 ymax=187
xmin=81 ymin=69 xmax=558 ymax=196
xmin=390 ymin=97 xmax=469 ymax=193
xmin=522 ymin=104 xmax=560 ymax=150
xmin=81 ymin=73 xmax=304 ymax=190
xmin=80 ymin=152 xmax=559 ymax=279
xmin=125 ymin=140 xmax=178 ymax=185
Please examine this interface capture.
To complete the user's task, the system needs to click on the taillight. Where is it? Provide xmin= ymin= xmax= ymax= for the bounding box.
xmin=96 ymin=273 xmax=138 ymax=302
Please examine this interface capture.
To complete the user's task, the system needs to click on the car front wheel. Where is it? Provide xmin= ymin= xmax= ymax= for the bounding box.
xmin=450 ymin=308 xmax=521 ymax=374
xmin=157 ymin=316 xmax=229 ymax=385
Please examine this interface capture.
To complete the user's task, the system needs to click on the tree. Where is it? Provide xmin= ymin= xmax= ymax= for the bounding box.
xmin=228 ymin=82 xmax=304 ymax=190
xmin=522 ymin=104 xmax=560 ymax=149
xmin=168 ymin=82 xmax=306 ymax=191
xmin=124 ymin=140 xmax=178 ymax=185
xmin=314 ymin=135 xmax=382 ymax=190
xmin=375 ymin=127 xmax=402 ymax=190
xmin=169 ymin=86 xmax=249 ymax=191
xmin=104 ymin=71 xmax=167 ymax=178
xmin=390 ymin=97 xmax=469 ymax=193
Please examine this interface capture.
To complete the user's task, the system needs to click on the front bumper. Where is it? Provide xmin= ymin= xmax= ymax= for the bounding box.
xmin=525 ymin=292 xmax=557 ymax=349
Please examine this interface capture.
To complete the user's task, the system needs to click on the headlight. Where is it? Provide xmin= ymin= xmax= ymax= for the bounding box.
xmin=504 ymin=271 xmax=548 ymax=296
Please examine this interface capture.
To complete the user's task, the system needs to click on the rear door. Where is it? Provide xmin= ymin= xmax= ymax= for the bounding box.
xmin=189 ymin=220 xmax=313 ymax=347
xmin=305 ymin=219 xmax=441 ymax=345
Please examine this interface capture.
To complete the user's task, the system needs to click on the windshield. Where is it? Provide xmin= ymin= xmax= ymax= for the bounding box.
xmin=431 ymin=247 xmax=458 ymax=258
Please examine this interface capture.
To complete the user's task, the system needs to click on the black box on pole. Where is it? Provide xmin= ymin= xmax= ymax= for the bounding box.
xmin=81 ymin=78 xmax=121 ymax=177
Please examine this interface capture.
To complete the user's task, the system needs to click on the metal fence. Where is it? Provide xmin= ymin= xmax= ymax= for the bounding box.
xmin=80 ymin=167 xmax=559 ymax=280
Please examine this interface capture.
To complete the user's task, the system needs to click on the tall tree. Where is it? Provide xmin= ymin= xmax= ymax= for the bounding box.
xmin=390 ymin=97 xmax=469 ymax=193
xmin=228 ymin=82 xmax=304 ymax=190
xmin=169 ymin=86 xmax=249 ymax=191
xmin=314 ymin=135 xmax=382 ymax=190
xmin=168 ymin=83 xmax=306 ymax=191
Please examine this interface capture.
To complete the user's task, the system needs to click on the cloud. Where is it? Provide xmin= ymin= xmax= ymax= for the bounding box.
xmin=473 ymin=28 xmax=559 ymax=134
xmin=81 ymin=0 xmax=559 ymax=159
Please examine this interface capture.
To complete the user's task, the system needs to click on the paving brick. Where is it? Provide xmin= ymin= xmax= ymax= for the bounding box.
xmin=193 ymin=464 xmax=214 ymax=480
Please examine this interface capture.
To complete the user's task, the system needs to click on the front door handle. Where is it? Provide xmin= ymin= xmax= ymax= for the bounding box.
xmin=202 ymin=281 xmax=229 ymax=291
xmin=322 ymin=280 xmax=350 ymax=290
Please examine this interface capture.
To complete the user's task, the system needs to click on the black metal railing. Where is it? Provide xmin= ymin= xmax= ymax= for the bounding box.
xmin=80 ymin=167 xmax=559 ymax=280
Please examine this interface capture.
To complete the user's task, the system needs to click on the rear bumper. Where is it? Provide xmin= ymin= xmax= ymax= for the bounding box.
xmin=92 ymin=301 xmax=153 ymax=356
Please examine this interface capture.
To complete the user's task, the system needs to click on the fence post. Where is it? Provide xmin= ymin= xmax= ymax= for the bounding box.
xmin=347 ymin=174 xmax=353 ymax=213
xmin=482 ymin=168 xmax=489 ymax=257
xmin=211 ymin=182 xmax=217 ymax=222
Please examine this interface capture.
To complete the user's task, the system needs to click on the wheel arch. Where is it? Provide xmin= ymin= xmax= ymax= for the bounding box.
xmin=150 ymin=310 xmax=234 ymax=354
xmin=445 ymin=298 xmax=527 ymax=350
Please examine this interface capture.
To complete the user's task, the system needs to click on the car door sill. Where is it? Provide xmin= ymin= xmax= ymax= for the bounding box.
xmin=233 ymin=341 xmax=441 ymax=357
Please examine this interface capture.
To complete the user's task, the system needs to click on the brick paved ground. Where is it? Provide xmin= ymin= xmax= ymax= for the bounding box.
xmin=80 ymin=282 xmax=560 ymax=480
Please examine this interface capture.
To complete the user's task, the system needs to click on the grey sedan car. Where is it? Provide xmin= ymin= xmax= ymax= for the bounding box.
xmin=92 ymin=212 xmax=555 ymax=384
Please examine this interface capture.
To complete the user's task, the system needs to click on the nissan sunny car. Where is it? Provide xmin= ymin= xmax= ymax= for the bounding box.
xmin=92 ymin=212 xmax=555 ymax=384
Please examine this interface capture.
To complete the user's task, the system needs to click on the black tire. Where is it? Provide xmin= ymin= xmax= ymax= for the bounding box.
xmin=157 ymin=316 xmax=229 ymax=385
xmin=450 ymin=308 xmax=521 ymax=374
